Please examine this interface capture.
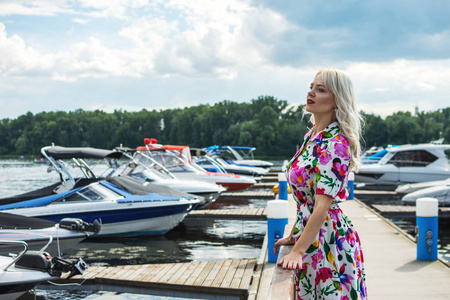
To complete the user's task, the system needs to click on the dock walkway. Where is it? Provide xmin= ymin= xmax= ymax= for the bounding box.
xmin=60 ymin=259 xmax=257 ymax=299
xmin=373 ymin=204 xmax=450 ymax=217
xmin=261 ymin=194 xmax=450 ymax=299
xmin=188 ymin=207 xmax=267 ymax=220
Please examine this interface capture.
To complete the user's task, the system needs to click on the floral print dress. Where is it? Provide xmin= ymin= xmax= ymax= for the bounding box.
xmin=286 ymin=122 xmax=367 ymax=300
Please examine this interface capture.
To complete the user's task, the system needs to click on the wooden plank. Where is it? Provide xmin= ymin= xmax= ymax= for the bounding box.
xmin=165 ymin=262 xmax=190 ymax=284
xmin=239 ymin=259 xmax=256 ymax=289
xmin=210 ymin=259 xmax=233 ymax=287
xmin=75 ymin=266 xmax=104 ymax=279
xmin=127 ymin=265 xmax=153 ymax=281
xmin=158 ymin=262 xmax=180 ymax=283
xmin=94 ymin=266 xmax=114 ymax=279
xmin=172 ymin=262 xmax=200 ymax=285
xmin=102 ymin=265 xmax=126 ymax=279
xmin=193 ymin=261 xmax=216 ymax=286
xmin=140 ymin=263 xmax=170 ymax=282
xmin=219 ymin=259 xmax=240 ymax=288
xmin=184 ymin=261 xmax=208 ymax=286
xmin=151 ymin=263 xmax=175 ymax=283
xmin=203 ymin=260 xmax=225 ymax=287
xmin=229 ymin=259 xmax=248 ymax=289
xmin=109 ymin=266 xmax=135 ymax=280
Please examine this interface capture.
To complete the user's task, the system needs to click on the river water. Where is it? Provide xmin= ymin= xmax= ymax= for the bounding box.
xmin=1 ymin=159 xmax=449 ymax=299
xmin=0 ymin=160 xmax=268 ymax=299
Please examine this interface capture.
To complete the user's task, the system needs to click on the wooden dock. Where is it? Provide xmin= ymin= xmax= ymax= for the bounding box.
xmin=59 ymin=259 xmax=257 ymax=299
xmin=260 ymin=176 xmax=278 ymax=183
xmin=253 ymin=182 xmax=277 ymax=189
xmin=219 ymin=190 xmax=275 ymax=200
xmin=188 ymin=207 xmax=267 ymax=220
xmin=372 ymin=204 xmax=450 ymax=217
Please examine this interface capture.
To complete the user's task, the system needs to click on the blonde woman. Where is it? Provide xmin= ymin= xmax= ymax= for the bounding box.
xmin=274 ymin=68 xmax=367 ymax=299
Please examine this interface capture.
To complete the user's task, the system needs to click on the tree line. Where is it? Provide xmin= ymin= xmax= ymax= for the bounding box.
xmin=0 ymin=96 xmax=448 ymax=158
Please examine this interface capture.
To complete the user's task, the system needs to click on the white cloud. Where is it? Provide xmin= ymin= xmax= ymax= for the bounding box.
xmin=0 ymin=1 xmax=74 ymax=16
xmin=72 ymin=18 xmax=89 ymax=25
xmin=0 ymin=1 xmax=449 ymax=120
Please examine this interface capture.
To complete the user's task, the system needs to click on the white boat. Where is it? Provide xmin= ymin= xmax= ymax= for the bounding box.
xmin=117 ymin=148 xmax=226 ymax=209
xmin=0 ymin=146 xmax=200 ymax=237
xmin=0 ymin=212 xmax=100 ymax=256
xmin=137 ymin=141 xmax=257 ymax=192
xmin=193 ymin=153 xmax=268 ymax=177
xmin=0 ymin=240 xmax=86 ymax=300
xmin=0 ymin=177 xmax=199 ymax=237
xmin=355 ymin=143 xmax=450 ymax=185
xmin=396 ymin=178 xmax=450 ymax=195
xmin=402 ymin=184 xmax=450 ymax=206
xmin=204 ymin=145 xmax=273 ymax=169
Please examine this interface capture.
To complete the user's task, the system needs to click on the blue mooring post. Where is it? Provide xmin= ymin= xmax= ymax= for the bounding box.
xmin=267 ymin=200 xmax=289 ymax=263
xmin=347 ymin=172 xmax=355 ymax=200
xmin=416 ymin=197 xmax=438 ymax=261
xmin=278 ymin=172 xmax=288 ymax=200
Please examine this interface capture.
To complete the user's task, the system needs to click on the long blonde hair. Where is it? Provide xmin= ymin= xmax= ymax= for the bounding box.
xmin=308 ymin=68 xmax=364 ymax=171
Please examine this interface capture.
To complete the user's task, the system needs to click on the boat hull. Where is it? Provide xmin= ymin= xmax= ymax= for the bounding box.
xmin=355 ymin=164 xmax=450 ymax=185
xmin=0 ymin=256 xmax=59 ymax=300
xmin=173 ymin=172 xmax=255 ymax=192
xmin=1 ymin=201 xmax=194 ymax=237
xmin=0 ymin=229 xmax=87 ymax=256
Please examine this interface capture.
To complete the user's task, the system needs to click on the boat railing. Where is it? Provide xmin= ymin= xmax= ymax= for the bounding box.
xmin=1 ymin=231 xmax=53 ymax=254
xmin=0 ymin=240 xmax=29 ymax=271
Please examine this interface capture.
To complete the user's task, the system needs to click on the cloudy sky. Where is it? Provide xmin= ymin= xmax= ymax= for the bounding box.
xmin=0 ymin=0 xmax=449 ymax=120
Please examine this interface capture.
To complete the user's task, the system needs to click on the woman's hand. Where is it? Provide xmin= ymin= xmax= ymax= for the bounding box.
xmin=273 ymin=236 xmax=295 ymax=255
xmin=277 ymin=250 xmax=303 ymax=270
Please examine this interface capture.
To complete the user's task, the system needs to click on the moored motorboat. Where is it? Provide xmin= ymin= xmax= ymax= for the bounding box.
xmin=0 ymin=240 xmax=86 ymax=300
xmin=401 ymin=184 xmax=450 ymax=206
xmin=0 ymin=212 xmax=100 ymax=256
xmin=0 ymin=176 xmax=199 ymax=237
xmin=204 ymin=145 xmax=273 ymax=169
xmin=355 ymin=143 xmax=450 ymax=185
xmin=0 ymin=145 xmax=200 ymax=237
xmin=117 ymin=148 xmax=226 ymax=209
xmin=137 ymin=140 xmax=257 ymax=192
xmin=193 ymin=153 xmax=268 ymax=177
xmin=396 ymin=178 xmax=450 ymax=195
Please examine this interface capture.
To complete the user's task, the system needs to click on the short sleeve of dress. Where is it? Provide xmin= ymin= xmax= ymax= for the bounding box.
xmin=315 ymin=136 xmax=351 ymax=201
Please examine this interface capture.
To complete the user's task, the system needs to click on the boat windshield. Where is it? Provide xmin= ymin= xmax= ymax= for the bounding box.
xmin=387 ymin=150 xmax=438 ymax=167
xmin=149 ymin=152 xmax=204 ymax=174
xmin=56 ymin=183 xmax=124 ymax=202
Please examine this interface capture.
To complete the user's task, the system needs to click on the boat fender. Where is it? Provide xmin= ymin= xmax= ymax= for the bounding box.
xmin=272 ymin=184 xmax=291 ymax=194
xmin=16 ymin=251 xmax=52 ymax=273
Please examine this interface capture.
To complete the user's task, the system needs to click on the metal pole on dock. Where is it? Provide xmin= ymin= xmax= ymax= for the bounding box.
xmin=416 ymin=197 xmax=438 ymax=261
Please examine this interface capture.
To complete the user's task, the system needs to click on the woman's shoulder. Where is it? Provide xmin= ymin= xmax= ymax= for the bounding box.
xmin=329 ymin=133 xmax=349 ymax=147
xmin=328 ymin=134 xmax=351 ymax=161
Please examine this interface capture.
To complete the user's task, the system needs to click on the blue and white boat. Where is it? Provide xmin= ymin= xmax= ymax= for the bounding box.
xmin=0 ymin=176 xmax=199 ymax=237
xmin=0 ymin=145 xmax=200 ymax=237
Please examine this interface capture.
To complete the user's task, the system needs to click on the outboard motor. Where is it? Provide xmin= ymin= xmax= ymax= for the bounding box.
xmin=15 ymin=251 xmax=87 ymax=278
xmin=59 ymin=218 xmax=102 ymax=236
